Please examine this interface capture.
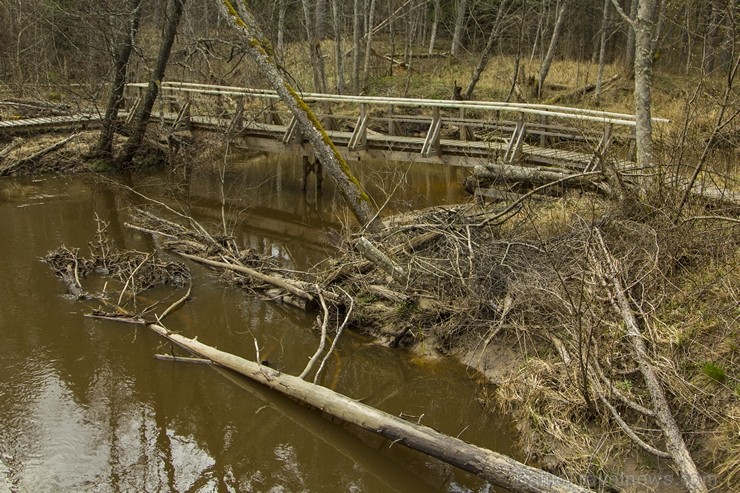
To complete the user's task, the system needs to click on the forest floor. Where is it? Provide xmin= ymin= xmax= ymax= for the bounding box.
xmin=1 ymin=54 xmax=739 ymax=492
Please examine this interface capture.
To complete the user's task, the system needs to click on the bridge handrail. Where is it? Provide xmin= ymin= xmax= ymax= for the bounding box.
xmin=126 ymin=81 xmax=669 ymax=127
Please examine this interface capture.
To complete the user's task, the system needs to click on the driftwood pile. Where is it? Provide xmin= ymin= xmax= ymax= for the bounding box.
xmin=44 ymin=217 xmax=189 ymax=301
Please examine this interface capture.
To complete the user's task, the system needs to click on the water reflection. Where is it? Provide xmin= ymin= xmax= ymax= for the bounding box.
xmin=0 ymin=156 xmax=513 ymax=492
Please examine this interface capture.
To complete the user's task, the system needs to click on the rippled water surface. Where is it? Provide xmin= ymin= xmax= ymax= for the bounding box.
xmin=0 ymin=154 xmax=516 ymax=492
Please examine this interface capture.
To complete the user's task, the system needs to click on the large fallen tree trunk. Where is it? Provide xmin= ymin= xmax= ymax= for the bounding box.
xmin=466 ymin=163 xmax=611 ymax=195
xmin=122 ymin=317 xmax=591 ymax=493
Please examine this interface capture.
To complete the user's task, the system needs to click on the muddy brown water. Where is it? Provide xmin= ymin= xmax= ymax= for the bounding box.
xmin=0 ymin=153 xmax=517 ymax=492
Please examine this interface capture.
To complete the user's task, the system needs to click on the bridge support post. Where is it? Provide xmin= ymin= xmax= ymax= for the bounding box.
xmin=539 ymin=114 xmax=550 ymax=147
xmin=458 ymin=108 xmax=474 ymax=141
xmin=282 ymin=116 xmax=300 ymax=144
xmin=348 ymin=103 xmax=369 ymax=151
xmin=421 ymin=107 xmax=442 ymax=158
xmin=387 ymin=105 xmax=403 ymax=136
xmin=504 ymin=119 xmax=527 ymax=164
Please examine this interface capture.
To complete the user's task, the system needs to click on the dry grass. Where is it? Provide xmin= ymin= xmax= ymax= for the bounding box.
xmin=326 ymin=191 xmax=738 ymax=490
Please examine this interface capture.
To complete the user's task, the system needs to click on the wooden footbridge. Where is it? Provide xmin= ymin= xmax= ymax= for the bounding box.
xmin=2 ymin=81 xmax=668 ymax=173
xmin=126 ymin=81 xmax=668 ymax=171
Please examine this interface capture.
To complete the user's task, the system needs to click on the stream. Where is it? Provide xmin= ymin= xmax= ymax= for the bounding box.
xmin=0 ymin=153 xmax=518 ymax=492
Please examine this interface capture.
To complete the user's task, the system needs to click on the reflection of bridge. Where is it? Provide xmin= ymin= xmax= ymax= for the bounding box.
xmin=125 ymin=81 xmax=668 ymax=171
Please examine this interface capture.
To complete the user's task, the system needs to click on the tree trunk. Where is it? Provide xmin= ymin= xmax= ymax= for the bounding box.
xmin=361 ymin=0 xmax=377 ymax=89
xmin=277 ymin=0 xmax=286 ymax=60
xmin=537 ymin=0 xmax=570 ymax=97
xmin=352 ymin=0 xmax=363 ymax=94
xmin=215 ymin=1 xmax=382 ymax=232
xmin=624 ymin=0 xmax=638 ymax=72
xmin=464 ymin=0 xmax=509 ymax=99
xmin=136 ymin=320 xmax=592 ymax=493
xmin=428 ymin=0 xmax=440 ymax=54
xmin=116 ymin=0 xmax=187 ymax=169
xmin=330 ymin=0 xmax=345 ymax=93
xmin=451 ymin=0 xmax=468 ymax=57
xmin=594 ymin=0 xmax=611 ymax=104
xmin=632 ymin=0 xmax=656 ymax=185
xmin=95 ymin=0 xmax=143 ymax=158
xmin=301 ymin=0 xmax=327 ymax=93
xmin=703 ymin=0 xmax=725 ymax=74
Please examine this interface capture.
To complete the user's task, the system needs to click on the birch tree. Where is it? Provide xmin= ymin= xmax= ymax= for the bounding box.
xmin=451 ymin=0 xmax=468 ymax=57
xmin=594 ymin=0 xmax=611 ymax=104
xmin=214 ymin=0 xmax=382 ymax=231
xmin=428 ymin=0 xmax=440 ymax=54
xmin=352 ymin=0 xmax=362 ymax=93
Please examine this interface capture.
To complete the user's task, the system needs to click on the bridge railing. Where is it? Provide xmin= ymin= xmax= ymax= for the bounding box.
xmin=125 ymin=81 xmax=668 ymax=166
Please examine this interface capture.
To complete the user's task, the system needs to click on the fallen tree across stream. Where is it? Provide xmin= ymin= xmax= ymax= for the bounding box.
xmin=102 ymin=314 xmax=591 ymax=493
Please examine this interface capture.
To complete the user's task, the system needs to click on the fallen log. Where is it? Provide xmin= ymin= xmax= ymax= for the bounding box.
xmin=118 ymin=315 xmax=592 ymax=493
xmin=592 ymin=230 xmax=708 ymax=493
xmin=356 ymin=236 xmax=407 ymax=283
xmin=546 ymin=74 xmax=620 ymax=104
xmin=154 ymin=353 xmax=212 ymax=364
xmin=467 ymin=163 xmax=611 ymax=195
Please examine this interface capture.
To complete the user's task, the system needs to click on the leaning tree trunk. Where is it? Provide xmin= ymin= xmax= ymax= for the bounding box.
xmin=593 ymin=231 xmax=708 ymax=493
xmin=95 ymin=0 xmax=144 ymax=158
xmin=537 ymin=0 xmax=570 ymax=97
xmin=451 ymin=0 xmax=468 ymax=57
xmin=116 ymin=0 xmax=187 ymax=169
xmin=464 ymin=0 xmax=509 ymax=99
xmin=215 ymin=1 xmax=382 ymax=232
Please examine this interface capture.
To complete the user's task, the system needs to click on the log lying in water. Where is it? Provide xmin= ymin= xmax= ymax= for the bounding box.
xmin=133 ymin=318 xmax=591 ymax=493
